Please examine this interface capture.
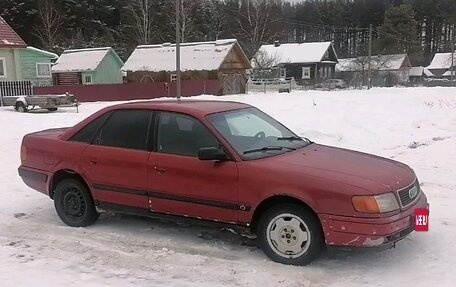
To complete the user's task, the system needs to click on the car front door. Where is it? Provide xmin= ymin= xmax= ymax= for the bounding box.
xmin=147 ymin=111 xmax=240 ymax=223
xmin=80 ymin=109 xmax=153 ymax=210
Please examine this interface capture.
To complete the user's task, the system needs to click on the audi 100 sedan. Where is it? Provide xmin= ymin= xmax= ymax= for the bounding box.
xmin=19 ymin=100 xmax=429 ymax=265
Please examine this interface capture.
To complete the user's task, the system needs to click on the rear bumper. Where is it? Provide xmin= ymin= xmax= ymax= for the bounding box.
xmin=18 ymin=165 xmax=51 ymax=196
xmin=319 ymin=192 xmax=429 ymax=248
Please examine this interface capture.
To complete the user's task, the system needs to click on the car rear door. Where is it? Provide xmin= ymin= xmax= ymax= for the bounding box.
xmin=80 ymin=109 xmax=153 ymax=210
xmin=147 ymin=111 xmax=240 ymax=223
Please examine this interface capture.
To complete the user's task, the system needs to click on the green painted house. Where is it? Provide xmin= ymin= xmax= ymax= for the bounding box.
xmin=0 ymin=16 xmax=58 ymax=86
xmin=52 ymin=47 xmax=124 ymax=86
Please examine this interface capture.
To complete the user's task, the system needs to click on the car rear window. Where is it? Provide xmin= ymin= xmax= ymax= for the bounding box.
xmin=70 ymin=112 xmax=111 ymax=143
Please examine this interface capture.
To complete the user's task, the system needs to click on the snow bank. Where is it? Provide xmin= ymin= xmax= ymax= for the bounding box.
xmin=0 ymin=87 xmax=455 ymax=286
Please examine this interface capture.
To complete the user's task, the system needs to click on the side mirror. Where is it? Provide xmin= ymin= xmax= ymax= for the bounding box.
xmin=198 ymin=147 xmax=230 ymax=161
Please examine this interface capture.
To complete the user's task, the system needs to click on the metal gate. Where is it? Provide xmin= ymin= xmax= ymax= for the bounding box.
xmin=0 ymin=81 xmax=33 ymax=106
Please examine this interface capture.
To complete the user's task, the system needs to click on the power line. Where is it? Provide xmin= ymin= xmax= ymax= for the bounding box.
xmin=280 ymin=19 xmax=370 ymax=31
xmin=222 ymin=5 xmax=370 ymax=32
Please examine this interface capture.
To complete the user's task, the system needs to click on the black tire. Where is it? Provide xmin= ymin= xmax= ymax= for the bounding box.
xmin=15 ymin=102 xmax=28 ymax=113
xmin=257 ymin=204 xmax=324 ymax=266
xmin=53 ymin=178 xmax=99 ymax=227
xmin=47 ymin=107 xmax=58 ymax=112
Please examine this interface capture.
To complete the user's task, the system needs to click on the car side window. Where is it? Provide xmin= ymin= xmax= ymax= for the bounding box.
xmin=96 ymin=110 xmax=152 ymax=150
xmin=157 ymin=112 xmax=219 ymax=157
xmin=70 ymin=112 xmax=111 ymax=143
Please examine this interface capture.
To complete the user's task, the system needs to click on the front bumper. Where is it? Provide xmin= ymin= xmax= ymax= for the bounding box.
xmin=319 ymin=192 xmax=429 ymax=247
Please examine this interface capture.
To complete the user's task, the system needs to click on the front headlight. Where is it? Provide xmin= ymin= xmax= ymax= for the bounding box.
xmin=352 ymin=193 xmax=400 ymax=213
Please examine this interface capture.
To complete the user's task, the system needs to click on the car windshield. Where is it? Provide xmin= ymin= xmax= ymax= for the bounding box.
xmin=207 ymin=108 xmax=312 ymax=159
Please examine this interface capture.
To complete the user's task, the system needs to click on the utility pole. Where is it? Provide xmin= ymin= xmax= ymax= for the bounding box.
xmin=451 ymin=24 xmax=455 ymax=83
xmin=367 ymin=24 xmax=373 ymax=89
xmin=176 ymin=0 xmax=181 ymax=100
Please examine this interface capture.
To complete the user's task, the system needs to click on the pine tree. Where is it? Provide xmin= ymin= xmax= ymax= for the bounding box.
xmin=377 ymin=4 xmax=418 ymax=54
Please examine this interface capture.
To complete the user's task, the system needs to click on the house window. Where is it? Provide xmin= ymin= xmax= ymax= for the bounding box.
xmin=302 ymin=67 xmax=311 ymax=79
xmin=36 ymin=63 xmax=51 ymax=77
xmin=84 ymin=74 xmax=93 ymax=85
xmin=280 ymin=68 xmax=286 ymax=78
xmin=0 ymin=58 xmax=6 ymax=78
xmin=170 ymin=74 xmax=177 ymax=82
xmin=319 ymin=67 xmax=324 ymax=79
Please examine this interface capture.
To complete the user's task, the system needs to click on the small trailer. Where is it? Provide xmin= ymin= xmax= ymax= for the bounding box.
xmin=1 ymin=93 xmax=79 ymax=113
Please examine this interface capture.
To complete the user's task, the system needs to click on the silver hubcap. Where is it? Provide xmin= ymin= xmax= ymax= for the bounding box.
xmin=266 ymin=213 xmax=311 ymax=258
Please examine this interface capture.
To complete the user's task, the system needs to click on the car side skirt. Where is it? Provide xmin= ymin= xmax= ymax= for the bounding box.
xmin=97 ymin=201 xmax=253 ymax=234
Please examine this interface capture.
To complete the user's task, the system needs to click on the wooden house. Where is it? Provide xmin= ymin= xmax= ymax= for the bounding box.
xmin=122 ymin=39 xmax=251 ymax=95
xmin=252 ymin=41 xmax=339 ymax=86
xmin=52 ymin=47 xmax=124 ymax=86
xmin=336 ymin=54 xmax=411 ymax=87
xmin=0 ymin=16 xmax=57 ymax=87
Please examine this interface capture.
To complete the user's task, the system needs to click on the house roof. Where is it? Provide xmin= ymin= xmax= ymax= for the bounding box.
xmin=255 ymin=42 xmax=338 ymax=66
xmin=0 ymin=16 xmax=27 ymax=48
xmin=427 ymin=53 xmax=456 ymax=70
xmin=336 ymin=54 xmax=410 ymax=72
xmin=52 ymin=47 xmax=122 ymax=73
xmin=409 ymin=66 xmax=434 ymax=77
xmin=122 ymin=39 xmax=249 ymax=72
xmin=27 ymin=46 xmax=58 ymax=59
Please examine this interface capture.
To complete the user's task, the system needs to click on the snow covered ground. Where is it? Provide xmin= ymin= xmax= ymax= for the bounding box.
xmin=1 ymin=87 xmax=455 ymax=287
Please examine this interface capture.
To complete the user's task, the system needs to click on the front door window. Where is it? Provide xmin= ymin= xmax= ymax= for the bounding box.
xmin=157 ymin=112 xmax=219 ymax=157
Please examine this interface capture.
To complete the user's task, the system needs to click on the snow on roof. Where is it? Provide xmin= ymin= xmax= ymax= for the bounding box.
xmin=255 ymin=42 xmax=336 ymax=65
xmin=442 ymin=71 xmax=456 ymax=77
xmin=52 ymin=47 xmax=115 ymax=73
xmin=409 ymin=66 xmax=434 ymax=77
xmin=27 ymin=46 xmax=58 ymax=59
xmin=0 ymin=16 xmax=27 ymax=48
xmin=427 ymin=53 xmax=456 ymax=70
xmin=336 ymin=54 xmax=409 ymax=72
xmin=409 ymin=66 xmax=424 ymax=77
xmin=122 ymin=39 xmax=244 ymax=72
xmin=424 ymin=67 xmax=434 ymax=77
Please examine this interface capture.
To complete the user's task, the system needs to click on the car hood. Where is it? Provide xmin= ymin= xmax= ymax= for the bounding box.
xmin=272 ymin=144 xmax=415 ymax=192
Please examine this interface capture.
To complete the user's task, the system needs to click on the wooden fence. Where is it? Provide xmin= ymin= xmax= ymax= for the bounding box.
xmin=34 ymin=80 xmax=221 ymax=102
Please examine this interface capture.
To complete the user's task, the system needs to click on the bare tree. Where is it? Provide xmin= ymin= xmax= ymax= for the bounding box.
xmin=168 ymin=0 xmax=200 ymax=43
xmin=339 ymin=55 xmax=399 ymax=87
xmin=126 ymin=0 xmax=156 ymax=44
xmin=225 ymin=0 xmax=283 ymax=58
xmin=35 ymin=0 xmax=61 ymax=50
xmin=250 ymin=48 xmax=288 ymax=79
xmin=251 ymin=49 xmax=280 ymax=69
xmin=202 ymin=0 xmax=225 ymax=41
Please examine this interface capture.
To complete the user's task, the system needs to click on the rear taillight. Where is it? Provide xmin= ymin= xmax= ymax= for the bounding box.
xmin=21 ymin=146 xmax=27 ymax=162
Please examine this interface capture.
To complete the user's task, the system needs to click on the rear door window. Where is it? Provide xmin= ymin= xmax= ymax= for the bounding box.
xmin=96 ymin=110 xmax=153 ymax=151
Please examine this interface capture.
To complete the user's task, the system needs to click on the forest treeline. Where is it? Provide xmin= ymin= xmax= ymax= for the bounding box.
xmin=2 ymin=0 xmax=456 ymax=65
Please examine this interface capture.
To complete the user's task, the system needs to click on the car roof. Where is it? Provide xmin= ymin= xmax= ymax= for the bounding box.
xmin=107 ymin=99 xmax=252 ymax=116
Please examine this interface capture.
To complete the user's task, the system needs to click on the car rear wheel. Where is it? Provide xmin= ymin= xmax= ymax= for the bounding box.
xmin=54 ymin=178 xmax=99 ymax=227
xmin=257 ymin=204 xmax=323 ymax=265
xmin=47 ymin=107 xmax=58 ymax=112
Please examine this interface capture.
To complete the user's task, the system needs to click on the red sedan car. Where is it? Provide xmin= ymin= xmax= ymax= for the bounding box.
xmin=19 ymin=100 xmax=429 ymax=265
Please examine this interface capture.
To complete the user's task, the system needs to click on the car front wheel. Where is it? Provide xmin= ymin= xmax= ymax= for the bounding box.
xmin=257 ymin=204 xmax=323 ymax=265
xmin=54 ymin=178 xmax=99 ymax=227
